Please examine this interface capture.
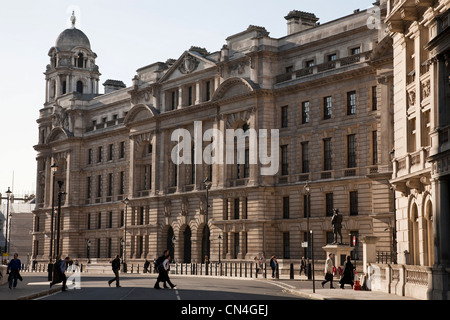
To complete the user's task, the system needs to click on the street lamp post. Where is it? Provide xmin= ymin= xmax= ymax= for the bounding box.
xmin=49 ymin=163 xmax=58 ymax=261
xmin=218 ymin=234 xmax=222 ymax=264
xmin=3 ymin=187 xmax=12 ymax=259
xmin=204 ymin=178 xmax=212 ymax=222
xmin=304 ymin=181 xmax=311 ymax=278
xmin=48 ymin=163 xmax=58 ymax=281
xmin=310 ymin=230 xmax=315 ymax=293
xmin=121 ymin=197 xmax=129 ymax=273
xmin=55 ymin=181 xmax=66 ymax=259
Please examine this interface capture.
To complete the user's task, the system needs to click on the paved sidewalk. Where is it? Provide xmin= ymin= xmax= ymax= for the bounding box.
xmin=0 ymin=272 xmax=417 ymax=300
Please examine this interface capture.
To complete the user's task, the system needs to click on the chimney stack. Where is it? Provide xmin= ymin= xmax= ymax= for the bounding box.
xmin=285 ymin=10 xmax=319 ymax=35
xmin=103 ymin=79 xmax=126 ymax=94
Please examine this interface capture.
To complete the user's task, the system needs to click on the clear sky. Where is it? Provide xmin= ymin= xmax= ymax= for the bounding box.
xmin=0 ymin=0 xmax=376 ymax=197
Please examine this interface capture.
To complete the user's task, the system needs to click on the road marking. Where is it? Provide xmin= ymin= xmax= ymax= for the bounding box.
xmin=266 ymin=280 xmax=296 ymax=290
xmin=120 ymin=287 xmax=135 ymax=300
xmin=175 ymin=288 xmax=181 ymax=300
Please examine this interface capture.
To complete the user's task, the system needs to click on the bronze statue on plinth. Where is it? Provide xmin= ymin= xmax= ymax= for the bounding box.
xmin=331 ymin=208 xmax=343 ymax=244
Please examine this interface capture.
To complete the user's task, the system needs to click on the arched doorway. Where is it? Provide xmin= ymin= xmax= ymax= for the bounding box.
xmin=183 ymin=226 xmax=192 ymax=263
xmin=201 ymin=225 xmax=210 ymax=263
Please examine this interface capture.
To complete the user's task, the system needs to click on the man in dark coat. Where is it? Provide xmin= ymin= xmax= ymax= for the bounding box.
xmin=154 ymin=250 xmax=169 ymax=289
xmin=108 ymin=255 xmax=121 ymax=287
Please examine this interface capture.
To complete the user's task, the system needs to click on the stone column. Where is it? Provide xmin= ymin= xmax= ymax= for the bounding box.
xmin=360 ymin=236 xmax=379 ymax=274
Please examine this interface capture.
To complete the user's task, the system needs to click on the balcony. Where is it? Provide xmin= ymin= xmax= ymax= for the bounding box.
xmin=393 ymin=147 xmax=431 ymax=179
xmin=275 ymin=52 xmax=369 ymax=85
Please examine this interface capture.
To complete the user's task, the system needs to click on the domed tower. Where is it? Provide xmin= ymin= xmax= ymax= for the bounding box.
xmin=44 ymin=12 xmax=100 ymax=104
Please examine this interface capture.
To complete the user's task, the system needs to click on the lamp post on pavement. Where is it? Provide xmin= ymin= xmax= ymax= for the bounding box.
xmin=49 ymin=163 xmax=58 ymax=261
xmin=55 ymin=181 xmax=66 ymax=259
xmin=121 ymin=197 xmax=129 ymax=273
xmin=218 ymin=234 xmax=222 ymax=264
xmin=48 ymin=162 xmax=58 ymax=281
xmin=3 ymin=187 xmax=12 ymax=258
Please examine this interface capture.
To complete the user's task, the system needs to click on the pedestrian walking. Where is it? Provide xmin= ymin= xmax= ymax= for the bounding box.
xmin=7 ymin=253 xmax=22 ymax=289
xmin=299 ymin=256 xmax=306 ymax=276
xmin=154 ymin=250 xmax=169 ymax=289
xmin=143 ymin=259 xmax=150 ymax=273
xmin=339 ymin=255 xmax=354 ymax=289
xmin=270 ymin=255 xmax=278 ymax=278
xmin=321 ymin=253 xmax=335 ymax=288
xmin=50 ymin=256 xmax=71 ymax=291
xmin=161 ymin=256 xmax=176 ymax=289
xmin=108 ymin=255 xmax=121 ymax=287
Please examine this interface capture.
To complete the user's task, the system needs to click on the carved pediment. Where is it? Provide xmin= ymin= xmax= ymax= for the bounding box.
xmin=158 ymin=51 xmax=217 ymax=83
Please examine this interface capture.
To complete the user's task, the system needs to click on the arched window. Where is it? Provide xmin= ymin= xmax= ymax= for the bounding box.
xmin=409 ymin=203 xmax=420 ymax=265
xmin=76 ymin=81 xmax=83 ymax=94
xmin=77 ymin=53 xmax=84 ymax=68
xmin=424 ymin=200 xmax=434 ymax=266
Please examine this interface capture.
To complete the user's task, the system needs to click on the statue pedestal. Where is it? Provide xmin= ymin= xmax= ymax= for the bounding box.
xmin=322 ymin=244 xmax=355 ymax=270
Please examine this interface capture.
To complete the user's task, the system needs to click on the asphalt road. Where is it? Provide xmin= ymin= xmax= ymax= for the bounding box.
xmin=38 ymin=274 xmax=302 ymax=301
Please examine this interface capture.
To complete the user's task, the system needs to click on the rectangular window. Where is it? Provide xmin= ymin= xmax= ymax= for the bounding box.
xmin=87 ymin=176 xmax=91 ymax=199
xmin=302 ymin=101 xmax=310 ymax=124
xmin=281 ymin=106 xmax=288 ymax=128
xmin=108 ymin=173 xmax=113 ymax=196
xmin=98 ymin=146 xmax=102 ymax=163
xmin=119 ymin=171 xmax=124 ymax=195
xmin=97 ymin=175 xmax=102 ymax=198
xmin=120 ymin=142 xmax=125 ymax=159
xmin=323 ymin=138 xmax=332 ymax=171
xmin=97 ymin=212 xmax=102 ymax=229
xmin=171 ymin=91 xmax=176 ymax=110
xmin=372 ymin=131 xmax=378 ymax=165
xmin=234 ymin=198 xmax=240 ymax=219
xmin=87 ymin=213 xmax=91 ymax=230
xmin=347 ymin=134 xmax=357 ymax=168
xmin=88 ymin=149 xmax=92 ymax=164
xmin=283 ymin=196 xmax=290 ymax=219
xmin=306 ymin=59 xmax=315 ymax=67
xmin=328 ymin=53 xmax=337 ymax=61
xmin=205 ymin=81 xmax=211 ymax=101
xmin=281 ymin=145 xmax=288 ymax=175
xmin=234 ymin=233 xmax=240 ymax=259
xmin=325 ymin=193 xmax=334 ymax=217
xmin=347 ymin=91 xmax=357 ymax=115
xmin=301 ymin=142 xmax=309 ymax=173
xmin=120 ymin=210 xmax=124 ymax=227
xmin=350 ymin=191 xmax=358 ymax=216
xmin=244 ymin=149 xmax=250 ymax=178
xmin=108 ymin=211 xmax=113 ymax=228
xmin=372 ymin=86 xmax=377 ymax=111
xmin=351 ymin=47 xmax=361 ymax=55
xmin=108 ymin=144 xmax=113 ymax=161
xmin=139 ymin=207 xmax=144 ymax=225
xmin=188 ymin=86 xmax=193 ymax=106
xmin=323 ymin=96 xmax=332 ymax=119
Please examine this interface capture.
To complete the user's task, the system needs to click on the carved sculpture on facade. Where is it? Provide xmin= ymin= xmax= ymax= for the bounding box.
xmin=179 ymin=55 xmax=200 ymax=74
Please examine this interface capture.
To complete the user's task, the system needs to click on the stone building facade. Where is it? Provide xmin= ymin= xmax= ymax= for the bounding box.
xmin=385 ymin=0 xmax=450 ymax=300
xmin=32 ymin=8 xmax=395 ymax=270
